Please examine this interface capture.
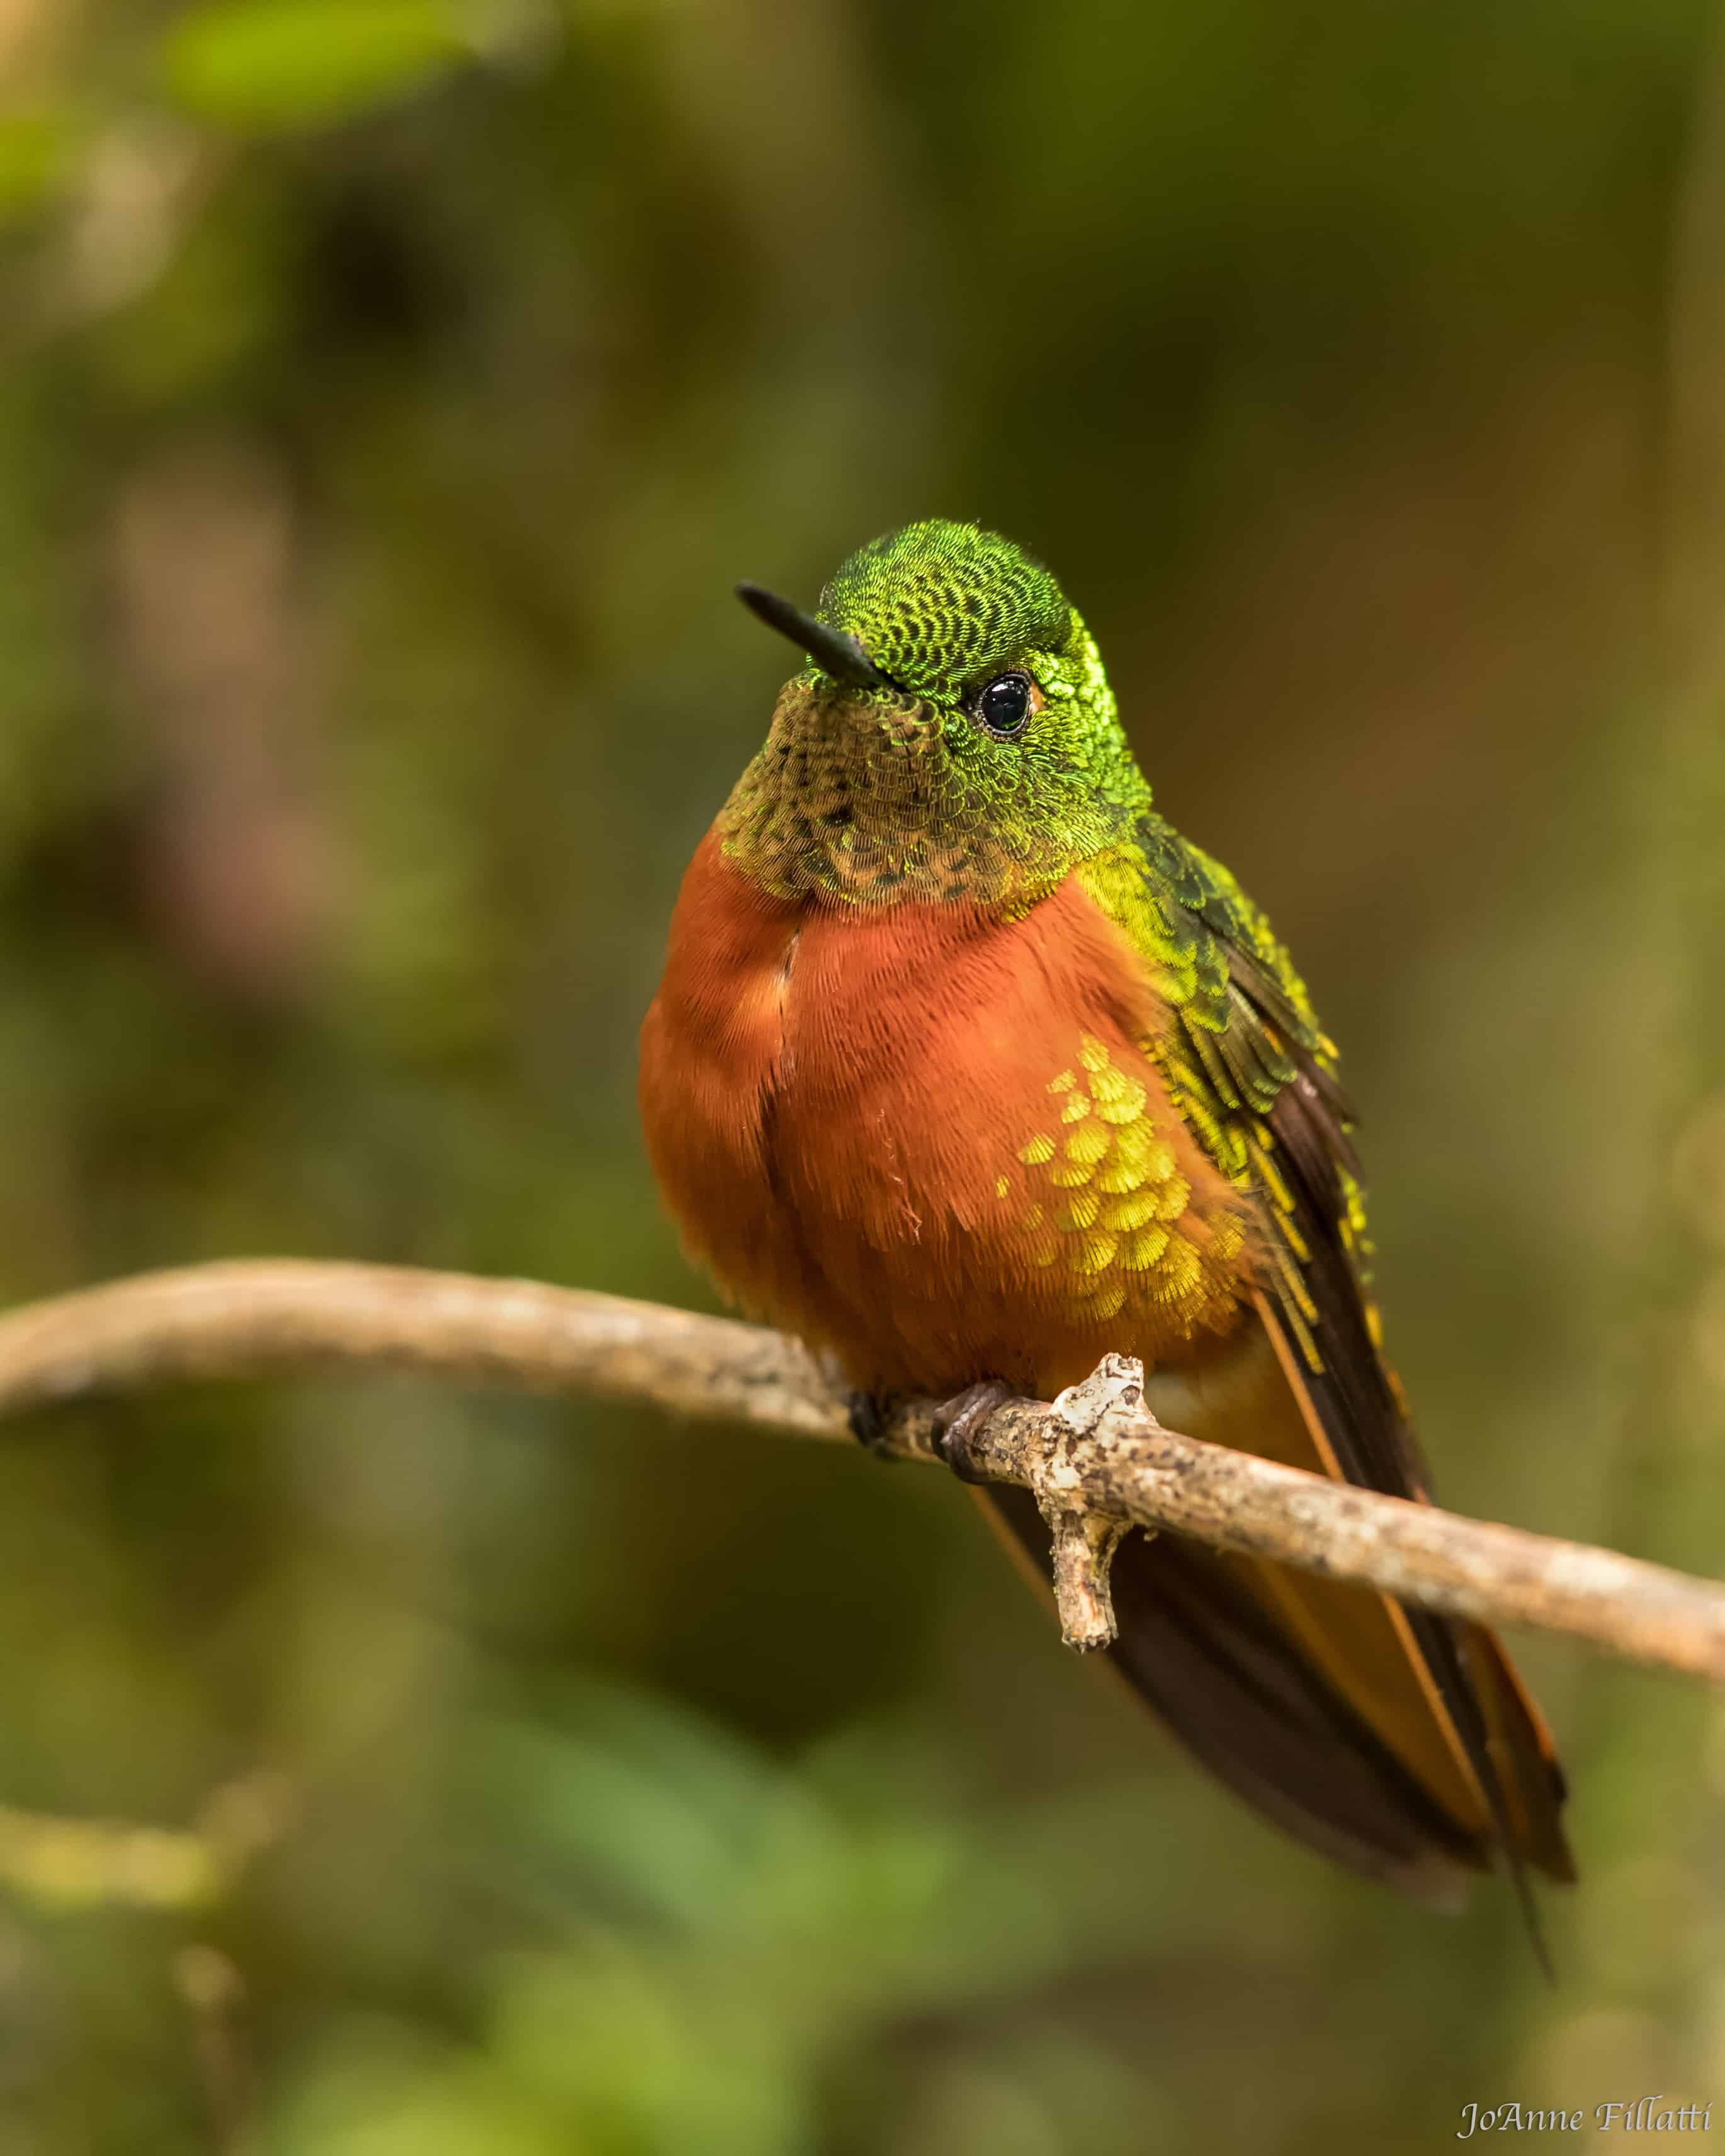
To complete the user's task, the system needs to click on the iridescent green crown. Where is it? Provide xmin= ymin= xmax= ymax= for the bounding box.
xmin=817 ymin=519 xmax=1073 ymax=701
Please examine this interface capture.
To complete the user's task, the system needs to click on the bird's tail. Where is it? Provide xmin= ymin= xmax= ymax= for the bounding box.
xmin=975 ymin=1315 xmax=1573 ymax=1920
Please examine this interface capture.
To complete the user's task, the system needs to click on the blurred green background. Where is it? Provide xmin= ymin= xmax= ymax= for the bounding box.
xmin=3 ymin=0 xmax=1725 ymax=2148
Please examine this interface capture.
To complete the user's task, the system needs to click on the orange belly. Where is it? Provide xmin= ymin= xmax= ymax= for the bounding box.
xmin=639 ymin=830 xmax=1258 ymax=1396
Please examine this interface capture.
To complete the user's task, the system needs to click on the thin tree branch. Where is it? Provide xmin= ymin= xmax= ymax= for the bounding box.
xmin=0 ymin=1258 xmax=1721 ymax=1685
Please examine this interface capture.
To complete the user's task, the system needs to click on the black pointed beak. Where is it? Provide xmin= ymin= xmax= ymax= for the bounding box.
xmin=735 ymin=582 xmax=906 ymax=694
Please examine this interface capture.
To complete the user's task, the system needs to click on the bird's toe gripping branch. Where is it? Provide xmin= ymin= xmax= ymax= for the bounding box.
xmin=931 ymin=1354 xmax=1148 ymax=1653
xmin=846 ymin=1387 xmax=898 ymax=1455
xmin=929 ymin=1378 xmax=1017 ymax=1482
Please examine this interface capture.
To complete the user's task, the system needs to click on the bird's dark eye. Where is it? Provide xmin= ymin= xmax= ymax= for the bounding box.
xmin=976 ymin=672 xmax=1032 ymax=738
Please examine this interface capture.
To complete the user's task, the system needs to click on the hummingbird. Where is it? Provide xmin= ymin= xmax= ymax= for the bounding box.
xmin=638 ymin=519 xmax=1573 ymax=1914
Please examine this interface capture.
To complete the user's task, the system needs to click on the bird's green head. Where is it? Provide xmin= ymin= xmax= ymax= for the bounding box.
xmin=721 ymin=519 xmax=1148 ymax=907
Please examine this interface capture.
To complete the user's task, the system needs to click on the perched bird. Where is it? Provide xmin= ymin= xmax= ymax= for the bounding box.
xmin=639 ymin=519 xmax=1573 ymax=1916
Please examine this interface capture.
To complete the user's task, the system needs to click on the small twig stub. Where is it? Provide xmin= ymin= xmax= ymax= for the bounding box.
xmin=1027 ymin=1354 xmax=1146 ymax=1650
xmin=1039 ymin=1505 xmax=1132 ymax=1650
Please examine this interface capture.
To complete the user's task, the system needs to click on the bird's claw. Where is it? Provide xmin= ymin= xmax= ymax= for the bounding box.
xmin=930 ymin=1378 xmax=1015 ymax=1483
xmin=847 ymin=1388 xmax=899 ymax=1457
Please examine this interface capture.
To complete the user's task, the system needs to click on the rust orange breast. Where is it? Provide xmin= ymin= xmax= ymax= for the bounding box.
xmin=639 ymin=831 xmax=1257 ymax=1397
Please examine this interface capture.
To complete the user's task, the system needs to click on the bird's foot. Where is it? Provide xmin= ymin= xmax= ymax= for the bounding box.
xmin=847 ymin=1388 xmax=901 ymax=1457
xmin=930 ymin=1378 xmax=1015 ymax=1484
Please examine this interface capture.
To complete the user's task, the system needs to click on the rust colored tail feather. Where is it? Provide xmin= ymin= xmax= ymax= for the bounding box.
xmin=983 ymin=1485 xmax=1476 ymax=1902
xmin=976 ymin=1290 xmax=1573 ymax=1932
xmin=984 ymin=1483 xmax=1573 ymax=1916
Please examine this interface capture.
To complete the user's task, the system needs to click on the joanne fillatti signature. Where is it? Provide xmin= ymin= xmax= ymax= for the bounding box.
xmin=1458 ymin=2099 xmax=1714 ymax=2138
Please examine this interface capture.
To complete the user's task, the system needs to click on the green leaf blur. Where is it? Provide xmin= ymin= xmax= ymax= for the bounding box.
xmin=163 ymin=0 xmax=471 ymax=130
xmin=0 ymin=110 xmax=69 ymax=223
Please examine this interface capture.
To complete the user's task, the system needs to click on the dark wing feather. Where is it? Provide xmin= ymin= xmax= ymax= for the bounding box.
xmin=1074 ymin=815 xmax=1573 ymax=1902
xmin=981 ymin=1485 xmax=1483 ymax=1904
